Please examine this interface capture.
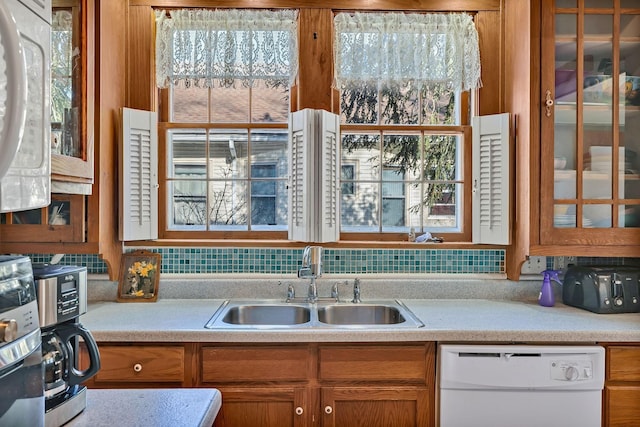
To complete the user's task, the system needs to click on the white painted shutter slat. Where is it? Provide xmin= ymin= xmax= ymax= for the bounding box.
xmin=120 ymin=107 xmax=158 ymax=241
xmin=472 ymin=113 xmax=510 ymax=245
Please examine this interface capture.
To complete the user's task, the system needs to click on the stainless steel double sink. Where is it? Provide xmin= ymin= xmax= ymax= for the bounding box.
xmin=205 ymin=299 xmax=424 ymax=329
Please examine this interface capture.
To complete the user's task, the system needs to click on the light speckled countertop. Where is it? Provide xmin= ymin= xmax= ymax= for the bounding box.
xmin=65 ymin=388 xmax=221 ymax=427
xmin=81 ymin=298 xmax=640 ymax=343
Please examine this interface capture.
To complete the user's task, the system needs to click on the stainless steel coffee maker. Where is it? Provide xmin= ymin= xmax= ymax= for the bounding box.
xmin=33 ymin=264 xmax=100 ymax=427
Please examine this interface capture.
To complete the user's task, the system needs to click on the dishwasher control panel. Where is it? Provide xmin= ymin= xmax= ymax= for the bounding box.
xmin=550 ymin=360 xmax=593 ymax=381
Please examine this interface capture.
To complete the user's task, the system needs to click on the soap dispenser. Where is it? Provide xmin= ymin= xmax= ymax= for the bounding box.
xmin=539 ymin=269 xmax=562 ymax=307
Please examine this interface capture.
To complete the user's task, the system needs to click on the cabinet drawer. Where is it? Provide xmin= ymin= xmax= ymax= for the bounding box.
xmin=319 ymin=345 xmax=428 ymax=384
xmin=201 ymin=346 xmax=310 ymax=383
xmin=608 ymin=346 xmax=640 ymax=381
xmin=95 ymin=345 xmax=185 ymax=383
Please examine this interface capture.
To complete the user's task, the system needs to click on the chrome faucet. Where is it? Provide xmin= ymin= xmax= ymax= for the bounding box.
xmin=298 ymin=246 xmax=323 ymax=302
xmin=352 ymin=278 xmax=361 ymax=303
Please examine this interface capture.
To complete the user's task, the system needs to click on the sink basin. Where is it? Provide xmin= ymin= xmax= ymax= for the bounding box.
xmin=317 ymin=304 xmax=405 ymax=325
xmin=205 ymin=299 xmax=423 ymax=329
xmin=221 ymin=304 xmax=311 ymax=325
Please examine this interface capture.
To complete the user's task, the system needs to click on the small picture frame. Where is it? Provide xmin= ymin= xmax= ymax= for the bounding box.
xmin=117 ymin=250 xmax=161 ymax=302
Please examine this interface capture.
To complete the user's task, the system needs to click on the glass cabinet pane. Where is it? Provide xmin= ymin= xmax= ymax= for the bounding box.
xmin=620 ymin=15 xmax=640 ymax=228
xmin=51 ymin=2 xmax=82 ymax=159
xmin=550 ymin=2 xmax=640 ymax=231
xmin=554 ymin=12 xmax=577 ymax=228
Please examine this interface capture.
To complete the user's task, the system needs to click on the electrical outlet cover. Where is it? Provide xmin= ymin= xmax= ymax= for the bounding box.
xmin=521 ymin=256 xmax=547 ymax=274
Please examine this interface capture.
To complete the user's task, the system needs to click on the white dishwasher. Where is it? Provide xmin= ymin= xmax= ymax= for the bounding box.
xmin=438 ymin=344 xmax=605 ymax=427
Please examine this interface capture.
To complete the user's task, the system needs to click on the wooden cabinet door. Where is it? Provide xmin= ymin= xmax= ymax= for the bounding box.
xmin=213 ymin=387 xmax=308 ymax=427
xmin=605 ymin=385 xmax=640 ymax=427
xmin=539 ymin=0 xmax=640 ymax=248
xmin=321 ymin=387 xmax=430 ymax=427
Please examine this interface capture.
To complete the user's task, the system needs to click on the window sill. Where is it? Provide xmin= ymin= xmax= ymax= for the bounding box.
xmin=125 ymin=239 xmax=506 ymax=250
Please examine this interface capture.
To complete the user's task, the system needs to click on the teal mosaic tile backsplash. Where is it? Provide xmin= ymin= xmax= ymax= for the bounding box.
xmin=28 ymin=248 xmax=506 ymax=275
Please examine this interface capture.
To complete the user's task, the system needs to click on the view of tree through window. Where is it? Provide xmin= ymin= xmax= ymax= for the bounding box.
xmin=340 ymin=82 xmax=464 ymax=233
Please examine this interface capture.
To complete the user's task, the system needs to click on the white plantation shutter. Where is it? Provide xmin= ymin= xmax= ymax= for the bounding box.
xmin=120 ymin=108 xmax=158 ymax=241
xmin=472 ymin=113 xmax=510 ymax=245
xmin=288 ymin=109 xmax=340 ymax=243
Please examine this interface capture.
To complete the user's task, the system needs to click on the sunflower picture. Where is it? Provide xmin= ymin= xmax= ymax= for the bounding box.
xmin=118 ymin=251 xmax=161 ymax=302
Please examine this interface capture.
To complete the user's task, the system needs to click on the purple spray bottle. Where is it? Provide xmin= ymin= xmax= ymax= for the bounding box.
xmin=539 ymin=269 xmax=562 ymax=307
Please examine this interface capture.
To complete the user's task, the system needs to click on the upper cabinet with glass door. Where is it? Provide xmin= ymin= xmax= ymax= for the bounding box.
xmin=50 ymin=0 xmax=94 ymax=191
xmin=541 ymin=0 xmax=640 ymax=246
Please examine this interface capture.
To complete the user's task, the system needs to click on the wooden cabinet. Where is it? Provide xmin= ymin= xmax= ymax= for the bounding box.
xmin=605 ymin=345 xmax=640 ymax=427
xmin=0 ymin=194 xmax=85 ymax=243
xmin=0 ymin=0 xmax=124 ymax=280
xmin=505 ymin=0 xmax=640 ymax=278
xmin=81 ymin=343 xmax=195 ymax=388
xmin=50 ymin=0 xmax=95 ymax=188
xmin=198 ymin=343 xmax=434 ymax=427
xmin=538 ymin=0 xmax=640 ymax=248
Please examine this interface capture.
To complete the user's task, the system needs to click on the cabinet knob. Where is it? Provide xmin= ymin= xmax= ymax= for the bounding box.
xmin=133 ymin=363 xmax=143 ymax=372
xmin=544 ymin=89 xmax=554 ymax=117
xmin=324 ymin=406 xmax=333 ymax=414
xmin=295 ymin=407 xmax=304 ymax=416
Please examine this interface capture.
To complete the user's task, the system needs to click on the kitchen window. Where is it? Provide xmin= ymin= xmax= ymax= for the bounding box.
xmin=155 ymin=8 xmax=483 ymax=242
xmin=156 ymin=9 xmax=295 ymax=238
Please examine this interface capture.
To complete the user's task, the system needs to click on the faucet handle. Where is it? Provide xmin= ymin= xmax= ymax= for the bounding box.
xmin=286 ymin=284 xmax=295 ymax=302
xmin=331 ymin=283 xmax=340 ymax=301
xmin=352 ymin=278 xmax=361 ymax=303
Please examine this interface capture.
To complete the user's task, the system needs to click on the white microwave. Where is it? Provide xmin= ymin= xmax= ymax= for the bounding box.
xmin=0 ymin=0 xmax=50 ymax=212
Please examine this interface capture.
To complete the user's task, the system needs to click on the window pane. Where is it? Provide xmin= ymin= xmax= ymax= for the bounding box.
xmin=383 ymin=134 xmax=422 ymax=181
xmin=172 ymin=86 xmax=209 ymax=122
xmin=421 ymin=84 xmax=458 ymax=125
xmin=167 ymin=129 xmax=207 ymax=178
xmin=168 ymin=180 xmax=206 ymax=229
xmin=251 ymin=130 xmax=289 ymax=179
xmin=209 ymin=130 xmax=248 ymax=179
xmin=422 ymin=183 xmax=460 ymax=229
xmin=342 ymin=133 xmax=381 ymax=181
xmin=210 ymin=85 xmax=250 ymax=123
xmin=380 ymin=83 xmax=419 ymax=125
xmin=341 ymin=182 xmax=379 ymax=231
xmin=424 ymin=135 xmax=459 ymax=181
xmin=340 ymin=83 xmax=379 ymax=124
xmin=250 ymin=84 xmax=290 ymax=123
xmin=250 ymin=164 xmax=277 ymax=226
xmin=341 ymin=164 xmax=355 ymax=195
xmin=209 ymin=180 xmax=248 ymax=228
xmin=252 ymin=195 xmax=277 ymax=225
xmin=382 ymin=198 xmax=405 ymax=228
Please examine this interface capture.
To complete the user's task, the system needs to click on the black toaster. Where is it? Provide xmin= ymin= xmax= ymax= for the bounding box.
xmin=562 ymin=265 xmax=640 ymax=314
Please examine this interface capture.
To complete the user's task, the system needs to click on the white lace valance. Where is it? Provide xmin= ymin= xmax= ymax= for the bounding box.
xmin=155 ymin=9 xmax=298 ymax=88
xmin=334 ymin=12 xmax=482 ymax=92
